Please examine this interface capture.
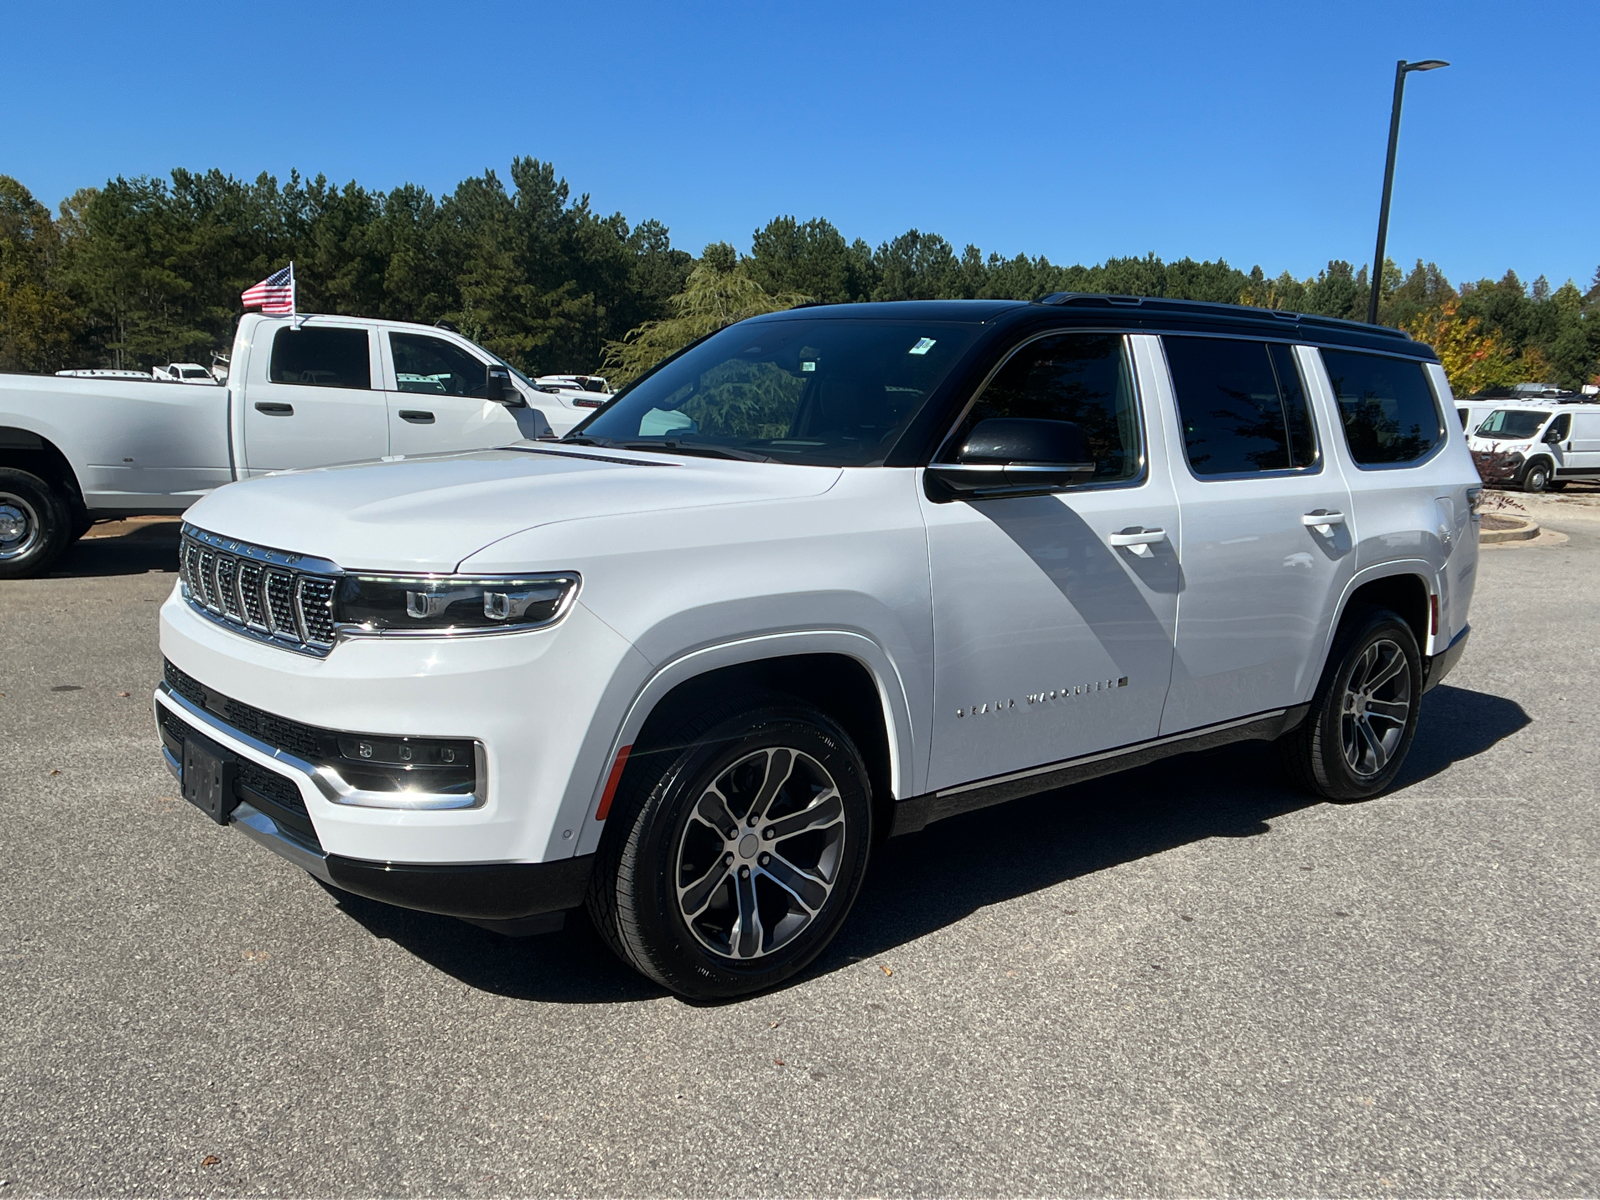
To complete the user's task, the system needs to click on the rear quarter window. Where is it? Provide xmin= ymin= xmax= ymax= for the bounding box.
xmin=1320 ymin=350 xmax=1442 ymax=466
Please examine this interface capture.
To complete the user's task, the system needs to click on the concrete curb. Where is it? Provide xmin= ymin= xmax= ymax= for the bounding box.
xmin=1479 ymin=515 xmax=1541 ymax=544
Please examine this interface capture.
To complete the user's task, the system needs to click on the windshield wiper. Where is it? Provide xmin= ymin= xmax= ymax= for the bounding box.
xmin=620 ymin=441 xmax=773 ymax=463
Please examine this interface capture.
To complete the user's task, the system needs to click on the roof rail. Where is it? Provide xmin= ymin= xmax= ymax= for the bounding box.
xmin=1031 ymin=293 xmax=1413 ymax=342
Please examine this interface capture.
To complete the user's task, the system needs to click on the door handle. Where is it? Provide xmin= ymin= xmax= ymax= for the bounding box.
xmin=398 ymin=410 xmax=436 ymax=424
xmin=254 ymin=402 xmax=293 ymax=415
xmin=1302 ymin=510 xmax=1346 ymax=535
xmin=1108 ymin=527 xmax=1167 ymax=557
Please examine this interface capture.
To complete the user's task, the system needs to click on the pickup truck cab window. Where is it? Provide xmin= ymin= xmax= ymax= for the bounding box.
xmin=269 ymin=327 xmax=372 ymax=389
xmin=390 ymin=332 xmax=489 ymax=397
xmin=1321 ymin=349 xmax=1443 ymax=466
xmin=575 ymin=317 xmax=982 ymax=466
xmin=1165 ymin=337 xmax=1317 ymax=475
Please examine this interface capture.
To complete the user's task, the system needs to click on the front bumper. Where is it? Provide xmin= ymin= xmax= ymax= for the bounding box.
xmin=157 ymin=579 xmax=650 ymax=868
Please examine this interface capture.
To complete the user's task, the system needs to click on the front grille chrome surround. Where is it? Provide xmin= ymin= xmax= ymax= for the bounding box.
xmin=179 ymin=525 xmax=344 ymax=658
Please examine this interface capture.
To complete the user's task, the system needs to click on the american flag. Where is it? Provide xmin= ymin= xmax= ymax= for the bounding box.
xmin=241 ymin=264 xmax=295 ymax=315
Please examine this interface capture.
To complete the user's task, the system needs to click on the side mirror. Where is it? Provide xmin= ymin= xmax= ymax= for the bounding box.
xmin=486 ymin=364 xmax=525 ymax=407
xmin=1543 ymin=426 xmax=1564 ymax=444
xmin=925 ymin=418 xmax=1096 ymax=500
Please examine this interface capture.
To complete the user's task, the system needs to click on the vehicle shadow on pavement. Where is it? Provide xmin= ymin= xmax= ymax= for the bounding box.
xmin=321 ymin=683 xmax=1528 ymax=1005
xmin=49 ymin=525 xmax=180 ymax=578
xmin=817 ymin=683 xmax=1531 ymax=977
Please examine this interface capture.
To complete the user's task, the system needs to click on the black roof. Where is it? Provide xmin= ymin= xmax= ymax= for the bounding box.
xmin=753 ymin=294 xmax=1436 ymax=361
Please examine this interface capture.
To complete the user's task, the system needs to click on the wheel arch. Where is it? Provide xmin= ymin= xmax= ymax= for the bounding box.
xmin=575 ymin=632 xmax=913 ymax=855
xmin=0 ymin=426 xmax=86 ymax=516
xmin=1322 ymin=564 xmax=1435 ymax=672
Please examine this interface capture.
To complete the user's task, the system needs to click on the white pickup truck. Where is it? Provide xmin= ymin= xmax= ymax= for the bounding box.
xmin=0 ymin=313 xmax=588 ymax=577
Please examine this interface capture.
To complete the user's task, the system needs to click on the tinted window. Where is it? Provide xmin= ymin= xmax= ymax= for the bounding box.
xmin=269 ymin=327 xmax=371 ymax=390
xmin=947 ymin=333 xmax=1139 ymax=482
xmin=390 ymin=333 xmax=489 ymax=397
xmin=578 ymin=318 xmax=982 ymax=467
xmin=1165 ymin=337 xmax=1317 ymax=475
xmin=1321 ymin=350 xmax=1443 ymax=465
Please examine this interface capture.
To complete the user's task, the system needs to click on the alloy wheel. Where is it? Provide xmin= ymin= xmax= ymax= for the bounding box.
xmin=674 ymin=746 xmax=848 ymax=960
xmin=1340 ymin=638 xmax=1412 ymax=778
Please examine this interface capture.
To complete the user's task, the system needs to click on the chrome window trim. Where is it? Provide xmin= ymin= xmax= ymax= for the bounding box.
xmin=931 ymin=328 xmax=1151 ymax=494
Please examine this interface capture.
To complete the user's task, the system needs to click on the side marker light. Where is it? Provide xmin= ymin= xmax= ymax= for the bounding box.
xmin=595 ymin=745 xmax=632 ymax=821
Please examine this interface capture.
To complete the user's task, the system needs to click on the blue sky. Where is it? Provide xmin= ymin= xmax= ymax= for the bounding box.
xmin=6 ymin=0 xmax=1595 ymax=289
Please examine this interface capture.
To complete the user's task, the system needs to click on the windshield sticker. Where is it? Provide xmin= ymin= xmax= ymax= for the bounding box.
xmin=909 ymin=337 xmax=937 ymax=356
xmin=801 ymin=361 xmax=816 ymax=372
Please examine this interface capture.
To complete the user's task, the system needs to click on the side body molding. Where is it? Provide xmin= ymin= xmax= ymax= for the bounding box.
xmin=572 ymin=629 xmax=917 ymax=858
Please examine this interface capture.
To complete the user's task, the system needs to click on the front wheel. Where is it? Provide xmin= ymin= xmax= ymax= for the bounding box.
xmin=1521 ymin=459 xmax=1552 ymax=493
xmin=587 ymin=692 xmax=874 ymax=1000
xmin=1280 ymin=607 xmax=1422 ymax=802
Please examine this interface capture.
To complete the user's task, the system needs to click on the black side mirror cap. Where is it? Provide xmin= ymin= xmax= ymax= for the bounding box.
xmin=925 ymin=418 xmax=1096 ymax=500
xmin=486 ymin=364 xmax=525 ymax=407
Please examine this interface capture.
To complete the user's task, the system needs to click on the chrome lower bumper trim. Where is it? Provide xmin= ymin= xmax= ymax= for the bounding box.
xmin=231 ymin=802 xmax=332 ymax=884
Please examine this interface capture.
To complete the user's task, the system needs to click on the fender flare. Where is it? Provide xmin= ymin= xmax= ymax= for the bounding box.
xmin=572 ymin=629 xmax=916 ymax=856
xmin=1317 ymin=559 xmax=1442 ymax=678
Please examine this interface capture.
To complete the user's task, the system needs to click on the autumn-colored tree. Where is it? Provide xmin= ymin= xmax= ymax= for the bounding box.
xmin=1402 ymin=299 xmax=1522 ymax=396
xmin=600 ymin=243 xmax=808 ymax=385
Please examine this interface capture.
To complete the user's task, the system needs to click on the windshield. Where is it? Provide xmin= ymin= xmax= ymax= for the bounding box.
xmin=1478 ymin=409 xmax=1549 ymax=439
xmin=571 ymin=317 xmax=983 ymax=466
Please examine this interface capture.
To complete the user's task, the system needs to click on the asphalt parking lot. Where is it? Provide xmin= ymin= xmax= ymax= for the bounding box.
xmin=2 ymin=501 xmax=1597 ymax=1198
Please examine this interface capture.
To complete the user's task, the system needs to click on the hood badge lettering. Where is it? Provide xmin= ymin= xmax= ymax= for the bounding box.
xmin=957 ymin=676 xmax=1128 ymax=719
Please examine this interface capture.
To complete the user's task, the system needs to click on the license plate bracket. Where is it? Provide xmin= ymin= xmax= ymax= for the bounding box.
xmin=182 ymin=735 xmax=238 ymax=825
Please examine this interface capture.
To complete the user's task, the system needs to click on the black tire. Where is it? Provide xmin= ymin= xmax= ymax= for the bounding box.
xmin=587 ymin=690 xmax=874 ymax=1000
xmin=0 ymin=468 xmax=71 ymax=579
xmin=1280 ymin=607 xmax=1423 ymax=802
xmin=1521 ymin=459 xmax=1552 ymax=493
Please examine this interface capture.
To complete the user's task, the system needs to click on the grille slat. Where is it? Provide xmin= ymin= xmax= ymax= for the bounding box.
xmin=216 ymin=556 xmax=242 ymax=620
xmin=179 ymin=527 xmax=342 ymax=657
xmin=264 ymin=570 xmax=297 ymax=639
xmin=297 ymin=578 xmax=336 ymax=647
xmin=237 ymin=562 xmax=267 ymax=628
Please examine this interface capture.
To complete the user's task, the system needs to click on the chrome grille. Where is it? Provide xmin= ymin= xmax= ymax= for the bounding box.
xmin=178 ymin=525 xmax=343 ymax=657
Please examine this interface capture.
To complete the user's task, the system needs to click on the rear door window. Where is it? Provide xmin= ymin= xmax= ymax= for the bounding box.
xmin=1163 ymin=337 xmax=1317 ymax=476
xmin=269 ymin=327 xmax=372 ymax=389
xmin=1320 ymin=350 xmax=1443 ymax=466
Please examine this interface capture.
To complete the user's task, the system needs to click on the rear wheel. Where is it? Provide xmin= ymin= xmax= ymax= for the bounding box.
xmin=1521 ymin=459 xmax=1552 ymax=493
xmin=0 ymin=468 xmax=70 ymax=579
xmin=587 ymin=691 xmax=873 ymax=1000
xmin=1280 ymin=607 xmax=1422 ymax=802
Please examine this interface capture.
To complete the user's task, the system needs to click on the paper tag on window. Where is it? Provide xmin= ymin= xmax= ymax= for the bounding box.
xmin=909 ymin=337 xmax=937 ymax=356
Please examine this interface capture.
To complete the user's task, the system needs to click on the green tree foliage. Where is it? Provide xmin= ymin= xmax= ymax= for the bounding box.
xmin=601 ymin=242 xmax=809 ymax=386
xmin=0 ymin=165 xmax=1594 ymax=392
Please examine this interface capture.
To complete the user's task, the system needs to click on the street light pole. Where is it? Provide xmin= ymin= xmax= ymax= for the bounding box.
xmin=1367 ymin=58 xmax=1449 ymax=325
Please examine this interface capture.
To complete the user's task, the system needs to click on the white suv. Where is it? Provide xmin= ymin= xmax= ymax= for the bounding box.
xmin=155 ymin=296 xmax=1480 ymax=999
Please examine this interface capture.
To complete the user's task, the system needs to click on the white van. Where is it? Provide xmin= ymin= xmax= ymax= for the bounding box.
xmin=1468 ymin=402 xmax=1600 ymax=491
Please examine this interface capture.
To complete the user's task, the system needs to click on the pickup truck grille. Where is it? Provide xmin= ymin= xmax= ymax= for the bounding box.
xmin=178 ymin=525 xmax=342 ymax=657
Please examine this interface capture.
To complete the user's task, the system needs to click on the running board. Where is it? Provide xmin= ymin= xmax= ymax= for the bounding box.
xmin=889 ymin=705 xmax=1310 ymax=837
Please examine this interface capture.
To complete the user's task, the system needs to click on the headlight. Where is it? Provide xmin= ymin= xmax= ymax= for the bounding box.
xmin=334 ymin=573 xmax=579 ymax=635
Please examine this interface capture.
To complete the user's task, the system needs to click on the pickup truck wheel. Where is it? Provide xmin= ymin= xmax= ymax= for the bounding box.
xmin=0 ymin=468 xmax=70 ymax=579
xmin=587 ymin=692 xmax=873 ymax=1000
xmin=1280 ymin=607 xmax=1421 ymax=802
xmin=1521 ymin=460 xmax=1551 ymax=493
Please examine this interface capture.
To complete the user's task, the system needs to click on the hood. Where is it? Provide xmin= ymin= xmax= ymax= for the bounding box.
xmin=182 ymin=444 xmax=843 ymax=572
